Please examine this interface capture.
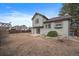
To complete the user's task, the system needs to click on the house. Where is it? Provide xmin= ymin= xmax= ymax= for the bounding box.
xmin=0 ymin=22 xmax=12 ymax=31
xmin=31 ymin=13 xmax=74 ymax=37
xmin=11 ymin=25 xmax=28 ymax=31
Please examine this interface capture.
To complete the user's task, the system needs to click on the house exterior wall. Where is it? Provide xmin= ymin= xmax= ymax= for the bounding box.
xmin=41 ymin=20 xmax=69 ymax=36
xmin=32 ymin=14 xmax=47 ymax=35
xmin=0 ymin=22 xmax=12 ymax=30
xmin=32 ymin=14 xmax=69 ymax=37
xmin=62 ymin=20 xmax=69 ymax=36
xmin=32 ymin=20 xmax=69 ymax=36
xmin=12 ymin=25 xmax=28 ymax=31
xmin=31 ymin=28 xmax=36 ymax=34
xmin=32 ymin=15 xmax=47 ymax=27
xmin=31 ymin=28 xmax=43 ymax=34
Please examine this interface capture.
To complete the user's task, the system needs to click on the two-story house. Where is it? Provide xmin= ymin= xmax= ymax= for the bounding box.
xmin=11 ymin=25 xmax=28 ymax=31
xmin=0 ymin=22 xmax=12 ymax=31
xmin=32 ymin=13 xmax=75 ymax=37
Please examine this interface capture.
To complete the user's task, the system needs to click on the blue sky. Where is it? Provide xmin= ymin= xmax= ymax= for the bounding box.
xmin=0 ymin=3 xmax=63 ymax=27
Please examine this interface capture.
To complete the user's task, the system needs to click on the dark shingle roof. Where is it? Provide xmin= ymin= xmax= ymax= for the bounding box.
xmin=32 ymin=13 xmax=48 ymax=20
xmin=0 ymin=22 xmax=11 ymax=25
xmin=44 ymin=16 xmax=71 ymax=23
xmin=50 ymin=16 xmax=70 ymax=20
xmin=32 ymin=13 xmax=71 ymax=23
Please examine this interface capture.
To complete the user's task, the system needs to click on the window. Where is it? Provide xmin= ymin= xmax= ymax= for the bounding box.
xmin=55 ymin=24 xmax=62 ymax=26
xmin=35 ymin=19 xmax=39 ymax=24
xmin=69 ymin=32 xmax=74 ymax=36
xmin=45 ymin=24 xmax=47 ymax=28
xmin=48 ymin=24 xmax=51 ymax=28
xmin=45 ymin=24 xmax=51 ymax=28
xmin=54 ymin=23 xmax=63 ymax=29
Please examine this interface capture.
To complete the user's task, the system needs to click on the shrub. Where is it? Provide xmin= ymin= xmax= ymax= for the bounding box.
xmin=47 ymin=31 xmax=58 ymax=37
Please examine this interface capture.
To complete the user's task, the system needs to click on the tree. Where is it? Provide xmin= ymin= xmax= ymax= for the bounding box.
xmin=59 ymin=3 xmax=79 ymax=38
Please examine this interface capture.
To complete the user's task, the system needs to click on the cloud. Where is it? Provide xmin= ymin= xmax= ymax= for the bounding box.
xmin=0 ymin=11 xmax=32 ymax=27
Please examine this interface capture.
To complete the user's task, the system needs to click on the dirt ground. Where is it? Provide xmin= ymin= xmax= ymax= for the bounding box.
xmin=0 ymin=33 xmax=79 ymax=56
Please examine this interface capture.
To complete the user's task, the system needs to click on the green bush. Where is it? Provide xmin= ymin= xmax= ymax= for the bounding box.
xmin=47 ymin=31 xmax=58 ymax=37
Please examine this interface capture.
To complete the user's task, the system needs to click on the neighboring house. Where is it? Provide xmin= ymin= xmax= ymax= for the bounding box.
xmin=70 ymin=21 xmax=79 ymax=36
xmin=32 ymin=13 xmax=75 ymax=37
xmin=11 ymin=25 xmax=28 ymax=31
xmin=0 ymin=22 xmax=12 ymax=31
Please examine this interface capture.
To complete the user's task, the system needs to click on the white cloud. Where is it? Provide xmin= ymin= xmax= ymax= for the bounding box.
xmin=0 ymin=11 xmax=32 ymax=27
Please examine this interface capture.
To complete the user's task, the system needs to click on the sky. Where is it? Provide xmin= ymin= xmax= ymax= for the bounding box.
xmin=0 ymin=3 xmax=63 ymax=27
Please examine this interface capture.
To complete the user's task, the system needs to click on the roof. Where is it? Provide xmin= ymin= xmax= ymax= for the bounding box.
xmin=44 ymin=16 xmax=71 ymax=23
xmin=0 ymin=22 xmax=11 ymax=26
xmin=32 ymin=13 xmax=71 ymax=23
xmin=0 ymin=22 xmax=10 ymax=24
xmin=32 ymin=13 xmax=48 ymax=20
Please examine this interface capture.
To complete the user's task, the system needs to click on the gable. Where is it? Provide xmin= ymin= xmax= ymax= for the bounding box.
xmin=32 ymin=13 xmax=48 ymax=27
xmin=32 ymin=13 xmax=48 ymax=20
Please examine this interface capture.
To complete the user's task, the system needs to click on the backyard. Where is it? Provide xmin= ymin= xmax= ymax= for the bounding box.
xmin=0 ymin=33 xmax=79 ymax=56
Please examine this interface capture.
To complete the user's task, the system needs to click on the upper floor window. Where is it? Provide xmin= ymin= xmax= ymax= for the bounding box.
xmin=35 ymin=19 xmax=39 ymax=24
xmin=54 ymin=23 xmax=63 ymax=29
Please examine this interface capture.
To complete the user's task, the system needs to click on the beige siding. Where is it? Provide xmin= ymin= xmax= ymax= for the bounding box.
xmin=32 ymin=15 xmax=46 ymax=27
xmin=32 ymin=14 xmax=69 ymax=36
xmin=41 ymin=20 xmax=69 ymax=36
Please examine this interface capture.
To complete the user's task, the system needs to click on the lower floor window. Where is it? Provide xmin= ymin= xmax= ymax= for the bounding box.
xmin=69 ymin=32 xmax=74 ymax=36
xmin=36 ymin=28 xmax=40 ymax=34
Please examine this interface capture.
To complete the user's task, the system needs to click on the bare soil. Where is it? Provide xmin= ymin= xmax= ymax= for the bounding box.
xmin=0 ymin=33 xmax=79 ymax=56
